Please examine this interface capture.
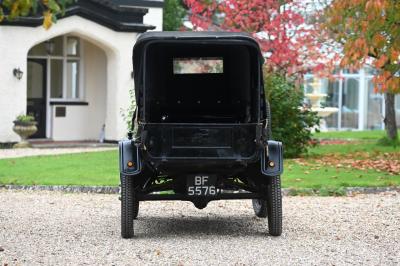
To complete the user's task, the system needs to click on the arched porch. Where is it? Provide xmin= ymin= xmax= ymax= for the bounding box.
xmin=10 ymin=16 xmax=137 ymax=141
xmin=27 ymin=34 xmax=109 ymax=141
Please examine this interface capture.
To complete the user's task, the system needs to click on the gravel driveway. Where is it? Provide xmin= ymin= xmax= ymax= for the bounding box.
xmin=0 ymin=190 xmax=399 ymax=265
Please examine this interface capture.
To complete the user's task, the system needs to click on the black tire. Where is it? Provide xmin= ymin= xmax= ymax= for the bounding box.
xmin=121 ymin=175 xmax=134 ymax=238
xmin=252 ymin=198 xmax=268 ymax=218
xmin=266 ymin=176 xmax=282 ymax=236
xmin=133 ymin=199 xmax=139 ymax=219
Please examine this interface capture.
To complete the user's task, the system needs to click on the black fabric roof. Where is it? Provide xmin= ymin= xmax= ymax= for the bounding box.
xmin=132 ymin=31 xmax=264 ymax=104
xmin=133 ymin=31 xmax=262 ymax=57
xmin=0 ymin=0 xmax=163 ymax=32
xmin=133 ymin=31 xmax=262 ymax=64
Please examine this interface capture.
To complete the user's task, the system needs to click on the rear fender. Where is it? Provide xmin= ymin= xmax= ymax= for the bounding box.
xmin=261 ymin=140 xmax=283 ymax=176
xmin=119 ymin=140 xmax=142 ymax=176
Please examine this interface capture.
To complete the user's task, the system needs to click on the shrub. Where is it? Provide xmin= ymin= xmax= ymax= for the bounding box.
xmin=163 ymin=0 xmax=186 ymax=31
xmin=265 ymin=74 xmax=320 ymax=158
xmin=121 ymin=88 xmax=136 ymax=132
xmin=15 ymin=114 xmax=35 ymax=123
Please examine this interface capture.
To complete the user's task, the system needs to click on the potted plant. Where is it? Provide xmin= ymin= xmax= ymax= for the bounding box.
xmin=12 ymin=114 xmax=38 ymax=148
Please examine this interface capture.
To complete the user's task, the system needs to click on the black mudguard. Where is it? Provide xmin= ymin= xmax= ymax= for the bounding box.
xmin=119 ymin=140 xmax=142 ymax=176
xmin=261 ymin=140 xmax=283 ymax=176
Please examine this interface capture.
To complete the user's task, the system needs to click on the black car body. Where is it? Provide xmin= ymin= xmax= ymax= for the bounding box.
xmin=119 ymin=32 xmax=283 ymax=238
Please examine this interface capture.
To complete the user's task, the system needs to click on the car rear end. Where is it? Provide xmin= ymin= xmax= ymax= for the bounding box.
xmin=119 ymin=32 xmax=283 ymax=238
xmin=138 ymin=34 xmax=263 ymax=176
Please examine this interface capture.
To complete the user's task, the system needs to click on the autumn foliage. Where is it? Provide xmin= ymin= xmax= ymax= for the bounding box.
xmin=0 ymin=0 xmax=73 ymax=29
xmin=185 ymin=0 xmax=327 ymax=77
xmin=323 ymin=0 xmax=400 ymax=94
xmin=185 ymin=0 xmax=324 ymax=155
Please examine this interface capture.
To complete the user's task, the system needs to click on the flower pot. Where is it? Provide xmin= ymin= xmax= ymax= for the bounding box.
xmin=12 ymin=121 xmax=38 ymax=148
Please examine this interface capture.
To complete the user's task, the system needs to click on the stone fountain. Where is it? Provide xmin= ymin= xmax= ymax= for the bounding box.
xmin=305 ymin=78 xmax=338 ymax=131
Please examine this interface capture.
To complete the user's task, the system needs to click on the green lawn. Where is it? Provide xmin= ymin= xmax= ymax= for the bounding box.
xmin=293 ymin=136 xmax=399 ymax=189
xmin=308 ymin=141 xmax=399 ymax=156
xmin=0 ymin=141 xmax=399 ymax=189
xmin=314 ymin=130 xmax=400 ymax=140
xmin=284 ymin=160 xmax=399 ymax=189
xmin=0 ymin=150 xmax=119 ymax=186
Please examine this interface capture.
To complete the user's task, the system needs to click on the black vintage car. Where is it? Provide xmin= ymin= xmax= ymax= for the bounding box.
xmin=119 ymin=32 xmax=283 ymax=238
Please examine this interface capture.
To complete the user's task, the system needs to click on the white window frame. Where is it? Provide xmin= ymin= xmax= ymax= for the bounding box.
xmin=27 ymin=35 xmax=84 ymax=102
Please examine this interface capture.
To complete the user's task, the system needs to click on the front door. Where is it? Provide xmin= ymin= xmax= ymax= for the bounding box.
xmin=27 ymin=59 xmax=47 ymax=138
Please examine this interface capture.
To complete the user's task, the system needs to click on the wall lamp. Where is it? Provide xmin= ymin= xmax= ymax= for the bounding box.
xmin=13 ymin=68 xmax=23 ymax=80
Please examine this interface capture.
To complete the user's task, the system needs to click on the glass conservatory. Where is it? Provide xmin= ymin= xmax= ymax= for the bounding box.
xmin=304 ymin=67 xmax=400 ymax=131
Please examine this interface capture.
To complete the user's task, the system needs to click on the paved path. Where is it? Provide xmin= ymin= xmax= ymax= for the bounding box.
xmin=0 ymin=147 xmax=116 ymax=159
xmin=0 ymin=191 xmax=399 ymax=265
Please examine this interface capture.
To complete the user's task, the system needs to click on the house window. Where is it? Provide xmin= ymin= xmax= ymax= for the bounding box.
xmin=341 ymin=78 xmax=359 ymax=129
xmin=366 ymin=79 xmax=384 ymax=130
xmin=28 ymin=35 xmax=82 ymax=100
xmin=323 ymin=79 xmax=340 ymax=129
xmin=66 ymin=60 xmax=80 ymax=98
xmin=396 ymin=95 xmax=400 ymax=127
xmin=50 ymin=59 xmax=63 ymax=98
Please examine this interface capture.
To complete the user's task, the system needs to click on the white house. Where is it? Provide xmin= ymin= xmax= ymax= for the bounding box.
xmin=0 ymin=0 xmax=163 ymax=143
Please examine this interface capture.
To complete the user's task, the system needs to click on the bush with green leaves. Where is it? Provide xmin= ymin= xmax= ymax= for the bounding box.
xmin=163 ymin=0 xmax=186 ymax=31
xmin=121 ymin=88 xmax=136 ymax=132
xmin=15 ymin=114 xmax=35 ymax=123
xmin=265 ymin=74 xmax=320 ymax=158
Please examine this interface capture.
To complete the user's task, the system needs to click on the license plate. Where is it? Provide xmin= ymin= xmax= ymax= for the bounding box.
xmin=187 ymin=175 xmax=217 ymax=196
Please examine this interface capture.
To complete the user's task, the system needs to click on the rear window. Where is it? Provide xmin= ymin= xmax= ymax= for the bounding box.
xmin=173 ymin=57 xmax=223 ymax=74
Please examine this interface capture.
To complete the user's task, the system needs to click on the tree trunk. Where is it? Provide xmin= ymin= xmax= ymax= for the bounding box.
xmin=384 ymin=93 xmax=398 ymax=140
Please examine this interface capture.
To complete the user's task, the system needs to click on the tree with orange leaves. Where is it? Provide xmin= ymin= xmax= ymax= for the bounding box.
xmin=185 ymin=0 xmax=327 ymax=78
xmin=323 ymin=0 xmax=399 ymax=142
